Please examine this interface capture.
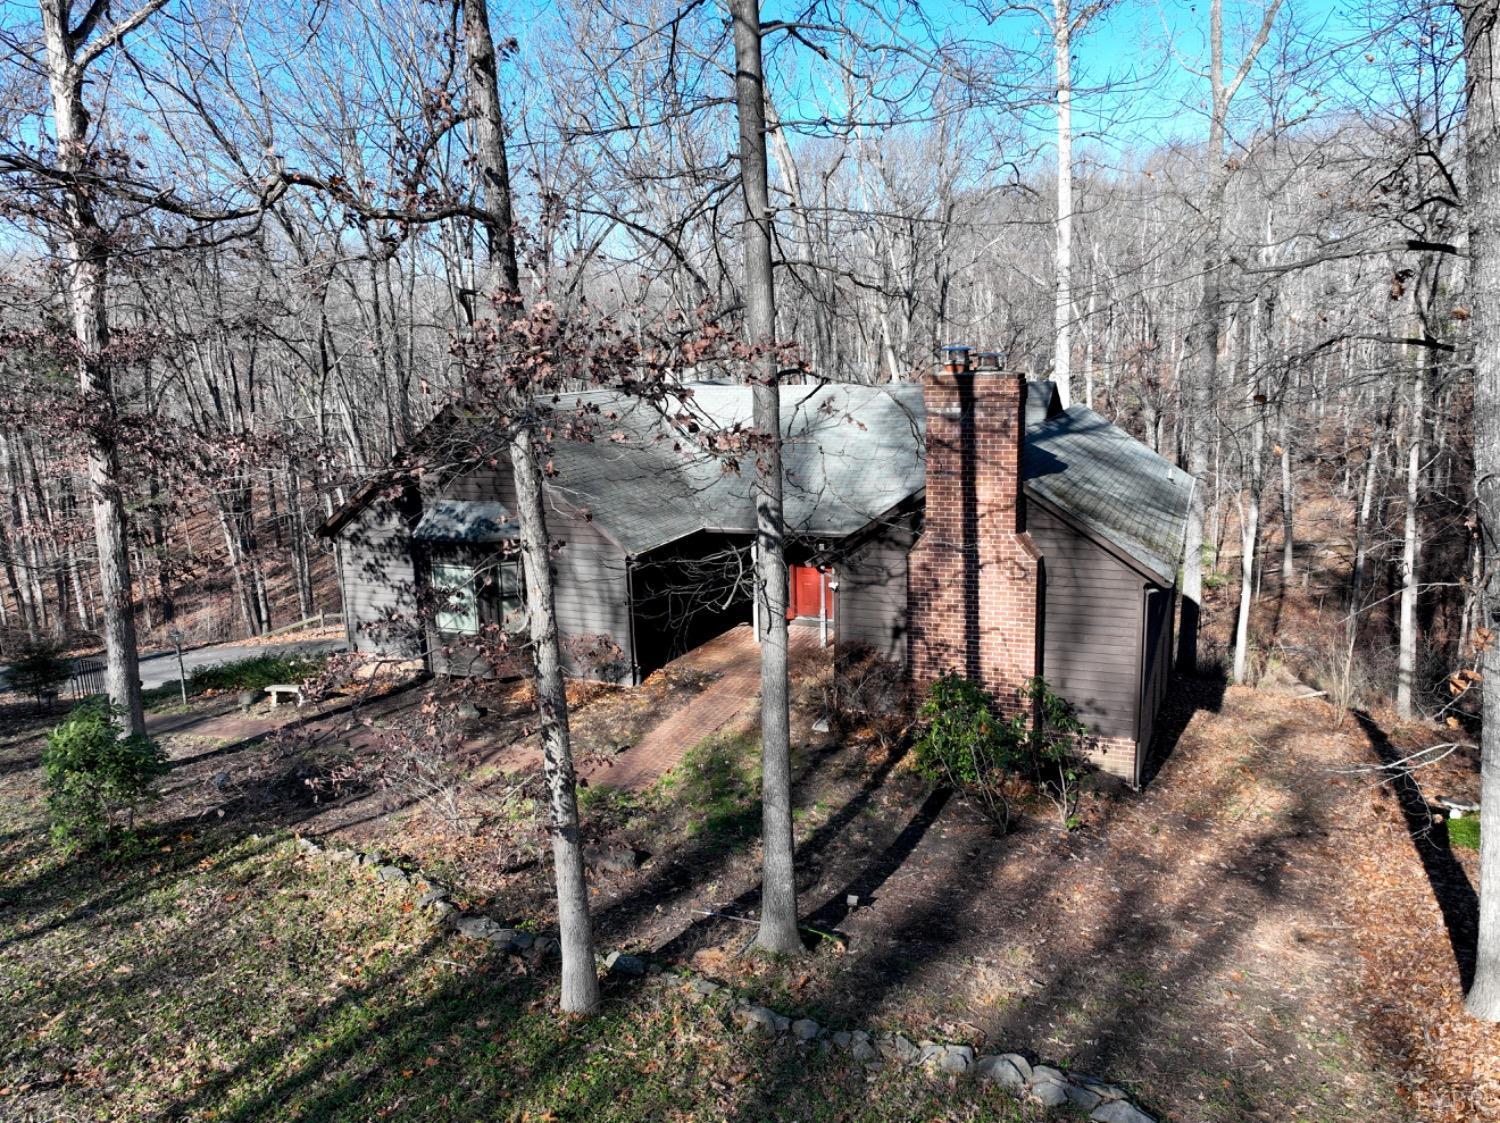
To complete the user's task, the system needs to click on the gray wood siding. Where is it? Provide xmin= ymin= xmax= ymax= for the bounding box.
xmin=1027 ymin=503 xmax=1143 ymax=742
xmin=835 ymin=514 xmax=917 ymax=663
xmin=426 ymin=463 xmax=634 ymax=681
xmin=339 ymin=495 xmax=422 ymax=657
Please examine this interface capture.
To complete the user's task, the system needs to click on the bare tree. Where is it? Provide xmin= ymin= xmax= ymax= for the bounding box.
xmin=1459 ymin=0 xmax=1500 ymax=1024
xmin=730 ymin=0 xmax=802 ymax=957
xmin=1176 ymin=0 xmax=1284 ymax=674
xmin=32 ymin=0 xmax=174 ymax=732
xmin=460 ymin=0 xmax=601 ymax=1012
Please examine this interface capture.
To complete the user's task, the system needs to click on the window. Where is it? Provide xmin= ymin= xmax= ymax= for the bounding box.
xmin=498 ymin=559 xmax=526 ymax=634
xmin=431 ymin=561 xmax=479 ymax=635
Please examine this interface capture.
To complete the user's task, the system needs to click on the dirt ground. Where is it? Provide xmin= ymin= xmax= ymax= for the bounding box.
xmin=1 ymin=640 xmax=1494 ymax=1121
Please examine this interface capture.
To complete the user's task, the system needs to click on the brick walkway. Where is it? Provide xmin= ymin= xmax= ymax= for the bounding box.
xmin=582 ymin=623 xmax=823 ymax=792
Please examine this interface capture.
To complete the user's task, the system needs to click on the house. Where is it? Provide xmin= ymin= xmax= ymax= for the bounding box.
xmin=318 ymin=347 xmax=1193 ymax=785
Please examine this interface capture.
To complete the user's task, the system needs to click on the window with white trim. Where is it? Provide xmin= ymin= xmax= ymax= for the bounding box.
xmin=498 ymin=559 xmax=526 ymax=633
xmin=431 ymin=561 xmax=480 ymax=635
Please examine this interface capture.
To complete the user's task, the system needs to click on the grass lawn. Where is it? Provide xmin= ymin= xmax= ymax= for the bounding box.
xmin=0 ymin=825 xmax=1035 ymax=1122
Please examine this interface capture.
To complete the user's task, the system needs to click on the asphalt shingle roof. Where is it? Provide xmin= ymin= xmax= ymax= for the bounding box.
xmin=529 ymin=383 xmax=924 ymax=555
xmin=1023 ymin=403 xmax=1194 ymax=583
xmin=433 ymin=379 xmax=1190 ymax=581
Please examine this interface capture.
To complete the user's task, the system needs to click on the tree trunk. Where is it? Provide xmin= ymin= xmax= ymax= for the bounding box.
xmin=1176 ymin=0 xmax=1282 ymax=675
xmin=1396 ymin=289 xmax=1425 ymax=720
xmin=39 ymin=0 xmax=146 ymax=732
xmin=730 ymin=0 xmax=802 ymax=956
xmin=1460 ymin=0 xmax=1500 ymax=1022
xmin=1052 ymin=0 xmax=1073 ymax=406
xmin=1232 ymin=297 xmax=1270 ymax=684
xmin=1278 ymin=401 xmax=1295 ymax=585
xmin=461 ymin=0 xmax=599 ymax=1013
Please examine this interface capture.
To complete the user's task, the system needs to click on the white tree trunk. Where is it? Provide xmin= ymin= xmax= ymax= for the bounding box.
xmin=39 ymin=0 xmax=150 ymax=734
xmin=1396 ymin=295 xmax=1424 ymax=720
xmin=1052 ymin=0 xmax=1073 ymax=407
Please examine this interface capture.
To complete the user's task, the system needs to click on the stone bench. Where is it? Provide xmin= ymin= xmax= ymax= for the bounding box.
xmin=265 ymin=683 xmax=305 ymax=708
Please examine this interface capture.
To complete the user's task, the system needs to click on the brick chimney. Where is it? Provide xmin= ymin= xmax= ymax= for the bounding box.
xmin=907 ymin=346 xmax=1040 ymax=717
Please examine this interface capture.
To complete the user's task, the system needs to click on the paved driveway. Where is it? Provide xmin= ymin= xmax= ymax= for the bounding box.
xmin=133 ymin=639 xmax=347 ymax=690
xmin=0 ymin=638 xmax=347 ymax=694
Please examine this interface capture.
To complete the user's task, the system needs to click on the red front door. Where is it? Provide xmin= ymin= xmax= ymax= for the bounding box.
xmin=787 ymin=565 xmax=834 ymax=620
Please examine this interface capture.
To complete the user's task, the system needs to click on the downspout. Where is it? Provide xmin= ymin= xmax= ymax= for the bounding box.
xmin=751 ymin=540 xmax=761 ymax=643
xmin=819 ymin=567 xmax=828 ymax=647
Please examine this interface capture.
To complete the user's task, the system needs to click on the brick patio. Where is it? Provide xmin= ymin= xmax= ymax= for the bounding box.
xmin=582 ymin=622 xmax=824 ymax=791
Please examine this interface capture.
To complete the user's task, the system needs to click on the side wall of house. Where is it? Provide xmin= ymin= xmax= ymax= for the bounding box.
xmin=338 ymin=492 xmax=423 ymax=658
xmin=835 ymin=513 xmax=917 ymax=664
xmin=1026 ymin=502 xmax=1144 ymax=782
xmin=438 ymin=465 xmax=636 ymax=682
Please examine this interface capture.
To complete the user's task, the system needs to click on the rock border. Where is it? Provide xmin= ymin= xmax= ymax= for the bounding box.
xmin=295 ymin=834 xmax=1155 ymax=1122
xmin=680 ymin=973 xmax=1155 ymax=1122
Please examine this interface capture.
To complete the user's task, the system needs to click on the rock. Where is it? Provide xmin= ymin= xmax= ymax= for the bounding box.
xmin=1091 ymin=1102 xmax=1156 ymax=1123
xmin=584 ymin=845 xmax=641 ymax=876
xmin=689 ymin=977 xmax=721 ymax=998
xmin=1030 ymin=1064 xmax=1067 ymax=1086
xmin=417 ymin=889 xmax=448 ymax=909
xmin=974 ymin=1055 xmax=1028 ymax=1089
xmin=879 ymin=1034 xmax=921 ymax=1065
xmin=604 ymin=951 xmax=646 ymax=977
xmin=791 ymin=1018 xmax=821 ymax=1041
xmin=213 ymin=771 xmax=233 ymax=791
xmin=935 ymin=1044 xmax=974 ymax=1074
xmin=848 ymin=1031 xmax=877 ymax=1062
xmin=375 ymin=865 xmax=408 ymax=884
xmin=733 ymin=1005 xmax=781 ymax=1037
xmin=1001 ymin=1053 xmax=1033 ymax=1082
xmin=431 ymin=901 xmax=457 ymax=921
xmin=1064 ymin=1083 xmax=1102 ymax=1111
xmin=358 ymin=850 xmax=384 ymax=867
xmin=454 ymin=701 xmax=482 ymax=721
xmin=456 ymin=915 xmax=504 ymax=941
xmin=295 ymin=835 xmax=320 ymax=854
xmin=830 ymin=1030 xmax=852 ymax=1050
xmin=509 ymin=930 xmax=535 ymax=951
xmin=1031 ymin=1081 xmax=1069 ymax=1109
xmin=530 ymin=936 xmax=559 ymax=958
xmin=1074 ymin=1075 xmax=1126 ymax=1102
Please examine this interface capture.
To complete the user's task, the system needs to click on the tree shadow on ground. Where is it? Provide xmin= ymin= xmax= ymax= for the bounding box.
xmin=1354 ymin=710 xmax=1478 ymax=990
xmin=614 ymin=740 xmax=915 ymax=960
xmin=724 ymin=707 xmax=1371 ymax=1123
xmin=1138 ymin=671 xmax=1226 ymax=787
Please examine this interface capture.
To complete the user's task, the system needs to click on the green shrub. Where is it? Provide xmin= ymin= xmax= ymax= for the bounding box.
xmin=1449 ymin=815 xmax=1480 ymax=851
xmin=912 ymin=674 xmax=1093 ymax=831
xmin=43 ymin=700 xmax=170 ymax=854
xmin=11 ymin=641 xmax=72 ymax=700
xmin=186 ymin=653 xmax=326 ymax=695
xmin=912 ymin=674 xmax=1027 ymax=829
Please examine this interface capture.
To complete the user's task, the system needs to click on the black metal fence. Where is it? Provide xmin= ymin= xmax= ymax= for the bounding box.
xmin=69 ymin=659 xmax=105 ymax=700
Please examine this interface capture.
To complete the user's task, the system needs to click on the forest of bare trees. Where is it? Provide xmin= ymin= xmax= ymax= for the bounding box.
xmin=3 ymin=0 xmax=1499 ymax=1019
